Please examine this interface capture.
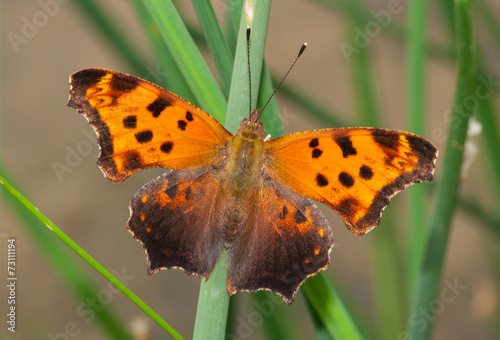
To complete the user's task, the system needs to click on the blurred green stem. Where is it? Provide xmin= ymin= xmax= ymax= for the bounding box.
xmin=408 ymin=1 xmax=476 ymax=338
xmin=406 ymin=0 xmax=430 ymax=294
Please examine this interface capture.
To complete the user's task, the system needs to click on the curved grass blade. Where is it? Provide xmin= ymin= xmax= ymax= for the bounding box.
xmin=302 ymin=274 xmax=364 ymax=340
xmin=0 ymin=172 xmax=184 ymax=340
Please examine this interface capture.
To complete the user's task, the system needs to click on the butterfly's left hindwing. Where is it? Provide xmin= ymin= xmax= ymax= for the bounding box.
xmin=68 ymin=68 xmax=232 ymax=182
xmin=127 ymin=168 xmax=227 ymax=277
xmin=265 ymin=128 xmax=437 ymax=234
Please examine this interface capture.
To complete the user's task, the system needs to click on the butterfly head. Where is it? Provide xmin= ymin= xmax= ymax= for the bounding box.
xmin=237 ymin=108 xmax=264 ymax=139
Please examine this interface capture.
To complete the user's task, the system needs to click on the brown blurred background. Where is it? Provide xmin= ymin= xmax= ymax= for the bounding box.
xmin=1 ymin=1 xmax=499 ymax=339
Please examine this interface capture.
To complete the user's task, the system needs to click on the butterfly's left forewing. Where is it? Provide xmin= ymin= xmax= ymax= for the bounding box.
xmin=264 ymin=128 xmax=437 ymax=234
xmin=68 ymin=68 xmax=232 ymax=182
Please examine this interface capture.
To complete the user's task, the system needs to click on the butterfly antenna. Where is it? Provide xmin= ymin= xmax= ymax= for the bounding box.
xmin=257 ymin=42 xmax=307 ymax=120
xmin=246 ymin=26 xmax=252 ymax=118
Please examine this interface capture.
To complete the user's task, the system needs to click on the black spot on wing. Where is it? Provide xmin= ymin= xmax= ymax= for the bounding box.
xmin=338 ymin=172 xmax=354 ymax=188
xmin=160 ymin=142 xmax=173 ymax=153
xmin=178 ymin=120 xmax=187 ymax=131
xmin=309 ymin=138 xmax=319 ymax=148
xmin=278 ymin=205 xmax=288 ymax=219
xmin=186 ymin=111 xmax=194 ymax=121
xmin=316 ymin=173 xmax=329 ymax=187
xmin=147 ymin=97 xmax=170 ymax=118
xmin=312 ymin=149 xmax=323 ymax=159
xmin=123 ymin=116 xmax=137 ymax=129
xmin=293 ymin=209 xmax=307 ymax=224
xmin=359 ymin=165 xmax=373 ymax=180
xmin=334 ymin=136 xmax=357 ymax=158
xmin=135 ymin=130 xmax=153 ymax=144
xmin=165 ymin=185 xmax=178 ymax=199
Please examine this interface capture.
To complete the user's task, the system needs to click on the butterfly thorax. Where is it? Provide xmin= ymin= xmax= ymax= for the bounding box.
xmin=226 ymin=119 xmax=264 ymax=195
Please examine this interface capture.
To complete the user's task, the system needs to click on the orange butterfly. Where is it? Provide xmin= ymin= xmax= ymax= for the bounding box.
xmin=68 ymin=66 xmax=437 ymax=304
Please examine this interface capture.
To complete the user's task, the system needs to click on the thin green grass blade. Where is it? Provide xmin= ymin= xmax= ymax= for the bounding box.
xmin=303 ymin=292 xmax=333 ymax=340
xmin=225 ymin=0 xmax=243 ymax=54
xmin=225 ymin=0 xmax=271 ymax=133
xmin=302 ymin=274 xmax=364 ymax=340
xmin=193 ymin=251 xmax=230 ymax=339
xmin=192 ymin=0 xmax=234 ymax=94
xmin=0 ymin=167 xmax=131 ymax=339
xmin=141 ymin=0 xmax=227 ymax=122
xmin=0 ymin=172 xmax=184 ymax=340
xmin=406 ymin=0 xmax=431 ymax=294
xmin=71 ymin=0 xmax=151 ymax=76
xmin=131 ymin=0 xmax=196 ymax=103
xmin=194 ymin=2 xmax=271 ymax=339
xmin=407 ymin=1 xmax=476 ymax=339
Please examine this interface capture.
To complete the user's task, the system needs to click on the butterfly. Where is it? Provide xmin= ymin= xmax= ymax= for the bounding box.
xmin=68 ymin=66 xmax=437 ymax=304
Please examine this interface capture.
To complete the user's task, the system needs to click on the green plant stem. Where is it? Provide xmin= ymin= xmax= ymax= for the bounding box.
xmin=407 ymin=1 xmax=476 ymax=339
xmin=193 ymin=251 xmax=230 ymax=339
xmin=142 ymin=0 xmax=227 ymax=122
xmin=192 ymin=0 xmax=234 ymax=94
xmin=0 ymin=173 xmax=183 ymax=340
xmin=406 ymin=0 xmax=430 ymax=294
xmin=193 ymin=2 xmax=271 ymax=339
xmin=0 ymin=167 xmax=131 ymax=339
xmin=224 ymin=0 xmax=271 ymax=133
xmin=131 ymin=0 xmax=196 ymax=103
